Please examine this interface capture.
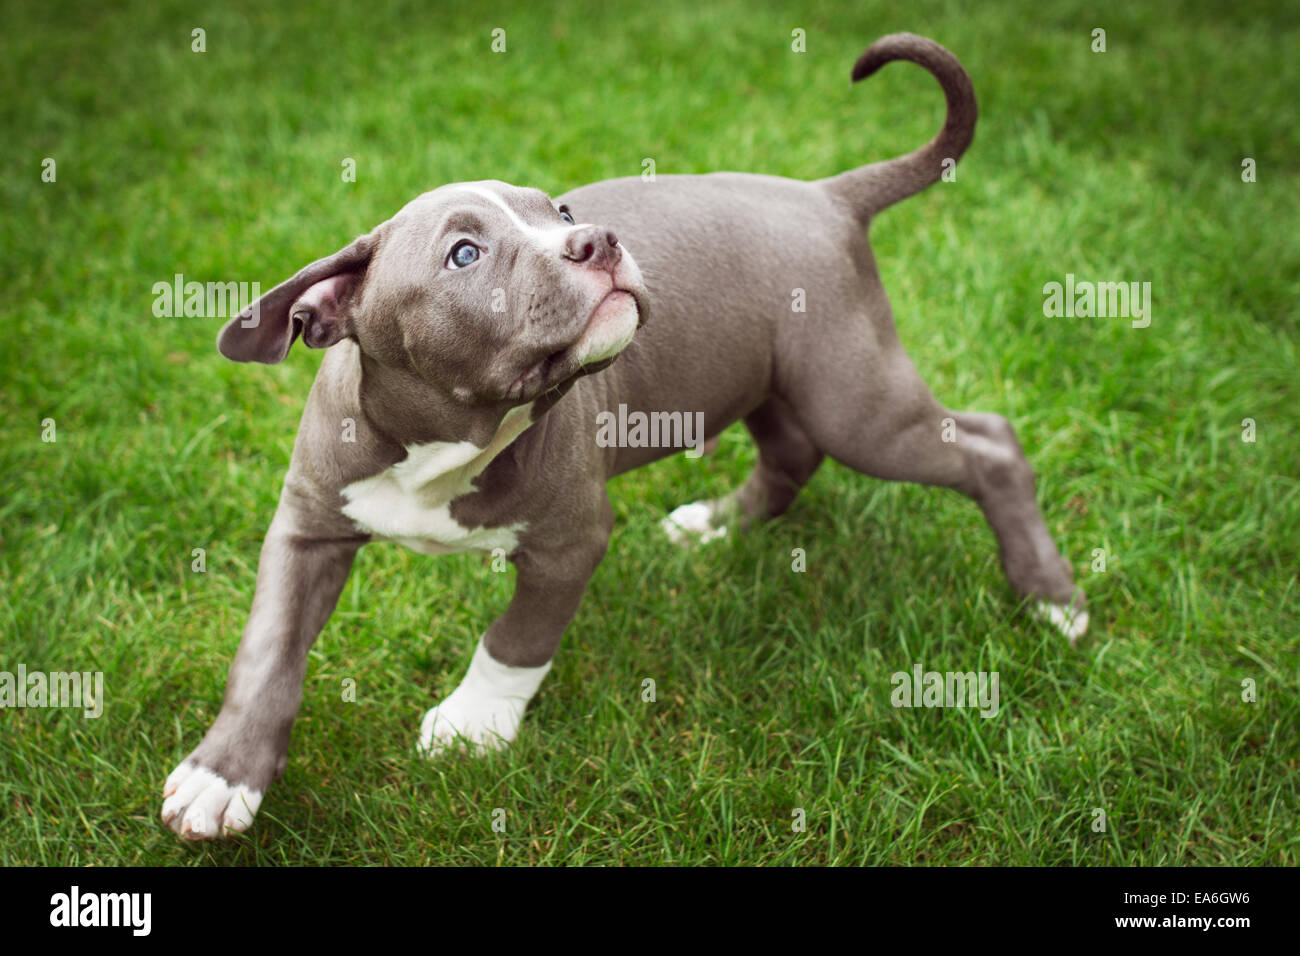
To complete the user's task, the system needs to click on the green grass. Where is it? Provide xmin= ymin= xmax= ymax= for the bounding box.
xmin=2 ymin=0 xmax=1297 ymax=865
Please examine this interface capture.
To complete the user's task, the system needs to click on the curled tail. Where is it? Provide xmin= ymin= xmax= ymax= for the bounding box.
xmin=820 ymin=33 xmax=977 ymax=222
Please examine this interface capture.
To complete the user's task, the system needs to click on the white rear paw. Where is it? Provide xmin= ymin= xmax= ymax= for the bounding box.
xmin=661 ymin=501 xmax=728 ymax=547
xmin=1033 ymin=601 xmax=1090 ymax=646
xmin=161 ymin=762 xmax=262 ymax=840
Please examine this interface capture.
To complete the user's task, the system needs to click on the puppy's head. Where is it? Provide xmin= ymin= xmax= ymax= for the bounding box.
xmin=218 ymin=180 xmax=649 ymax=406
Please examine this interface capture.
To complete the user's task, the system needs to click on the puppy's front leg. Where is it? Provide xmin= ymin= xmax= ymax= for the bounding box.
xmin=162 ymin=498 xmax=361 ymax=840
xmin=420 ymin=533 xmax=608 ymax=757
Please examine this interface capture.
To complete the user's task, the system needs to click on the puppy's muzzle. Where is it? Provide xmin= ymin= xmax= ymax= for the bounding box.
xmin=563 ymin=226 xmax=621 ymax=272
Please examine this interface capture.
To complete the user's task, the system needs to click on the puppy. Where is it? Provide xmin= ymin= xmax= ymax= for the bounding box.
xmin=162 ymin=33 xmax=1085 ymax=840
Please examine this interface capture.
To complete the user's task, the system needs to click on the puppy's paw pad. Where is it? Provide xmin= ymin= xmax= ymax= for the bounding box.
xmin=161 ymin=762 xmax=262 ymax=840
xmin=418 ymin=698 xmax=521 ymax=758
xmin=1033 ymin=601 xmax=1090 ymax=646
xmin=661 ymin=502 xmax=727 ymax=548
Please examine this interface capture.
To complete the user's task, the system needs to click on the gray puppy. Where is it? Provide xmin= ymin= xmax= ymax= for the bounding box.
xmin=162 ymin=33 xmax=1086 ymax=840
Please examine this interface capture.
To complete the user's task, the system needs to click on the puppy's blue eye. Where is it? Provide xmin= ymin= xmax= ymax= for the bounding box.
xmin=559 ymin=207 xmax=575 ymax=224
xmin=447 ymin=241 xmax=480 ymax=268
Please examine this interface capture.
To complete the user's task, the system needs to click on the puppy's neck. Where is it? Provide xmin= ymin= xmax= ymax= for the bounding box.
xmin=355 ymin=349 xmax=515 ymax=449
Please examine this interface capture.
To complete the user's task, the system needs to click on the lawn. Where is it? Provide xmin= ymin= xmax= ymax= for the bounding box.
xmin=1 ymin=0 xmax=1297 ymax=865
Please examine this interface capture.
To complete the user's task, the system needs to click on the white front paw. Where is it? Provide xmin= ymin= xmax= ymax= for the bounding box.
xmin=161 ymin=762 xmax=263 ymax=840
xmin=418 ymin=691 xmax=525 ymax=757
xmin=418 ymin=638 xmax=553 ymax=757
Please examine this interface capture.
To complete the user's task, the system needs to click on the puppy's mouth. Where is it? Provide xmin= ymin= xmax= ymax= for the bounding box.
xmin=577 ymin=289 xmax=639 ymax=360
xmin=507 ymin=289 xmax=643 ymax=402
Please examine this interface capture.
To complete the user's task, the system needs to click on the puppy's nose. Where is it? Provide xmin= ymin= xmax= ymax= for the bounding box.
xmin=563 ymin=226 xmax=621 ymax=270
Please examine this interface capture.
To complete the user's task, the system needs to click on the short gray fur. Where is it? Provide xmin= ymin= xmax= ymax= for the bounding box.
xmin=166 ymin=33 xmax=1083 ymax=836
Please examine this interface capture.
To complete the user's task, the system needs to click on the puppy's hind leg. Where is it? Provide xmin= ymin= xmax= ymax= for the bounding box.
xmin=662 ymin=397 xmax=823 ymax=546
xmin=788 ymin=335 xmax=1087 ymax=643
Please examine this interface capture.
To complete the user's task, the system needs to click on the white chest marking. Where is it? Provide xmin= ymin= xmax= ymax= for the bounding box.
xmin=341 ymin=404 xmax=534 ymax=555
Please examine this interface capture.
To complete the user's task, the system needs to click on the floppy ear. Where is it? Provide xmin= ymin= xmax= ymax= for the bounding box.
xmin=217 ymin=233 xmax=376 ymax=363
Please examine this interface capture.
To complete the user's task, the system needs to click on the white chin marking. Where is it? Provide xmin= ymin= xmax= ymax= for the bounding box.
xmin=418 ymin=638 xmax=552 ymax=757
xmin=1033 ymin=601 xmax=1090 ymax=646
xmin=160 ymin=763 xmax=263 ymax=840
xmin=575 ymin=294 xmax=639 ymax=365
xmin=661 ymin=501 xmax=728 ymax=547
